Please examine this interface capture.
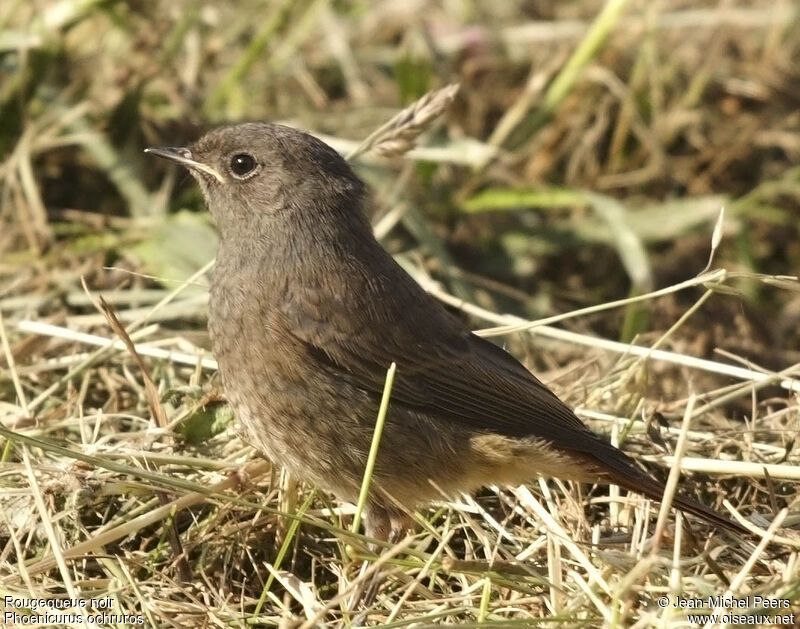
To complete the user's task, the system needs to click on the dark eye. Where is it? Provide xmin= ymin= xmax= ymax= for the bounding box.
xmin=229 ymin=153 xmax=257 ymax=178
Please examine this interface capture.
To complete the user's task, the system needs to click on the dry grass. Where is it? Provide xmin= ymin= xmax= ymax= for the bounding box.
xmin=1 ymin=1 xmax=800 ymax=627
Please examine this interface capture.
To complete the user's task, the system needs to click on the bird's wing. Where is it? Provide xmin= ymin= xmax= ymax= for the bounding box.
xmin=279 ymin=277 xmax=605 ymax=456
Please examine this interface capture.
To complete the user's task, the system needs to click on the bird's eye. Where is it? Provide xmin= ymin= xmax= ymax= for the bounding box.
xmin=229 ymin=153 xmax=257 ymax=179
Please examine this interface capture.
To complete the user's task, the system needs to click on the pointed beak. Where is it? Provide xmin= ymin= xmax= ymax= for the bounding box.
xmin=144 ymin=146 xmax=224 ymax=183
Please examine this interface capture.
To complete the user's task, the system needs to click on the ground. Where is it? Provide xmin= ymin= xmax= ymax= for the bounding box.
xmin=0 ymin=1 xmax=799 ymax=627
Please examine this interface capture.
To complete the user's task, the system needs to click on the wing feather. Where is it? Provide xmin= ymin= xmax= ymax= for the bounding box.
xmin=282 ymin=285 xmax=603 ymax=455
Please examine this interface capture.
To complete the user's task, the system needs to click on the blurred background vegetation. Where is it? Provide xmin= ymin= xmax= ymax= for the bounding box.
xmin=2 ymin=2 xmax=799 ymax=623
xmin=2 ymin=0 xmax=798 ymax=368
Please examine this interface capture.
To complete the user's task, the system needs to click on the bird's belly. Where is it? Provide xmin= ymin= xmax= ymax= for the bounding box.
xmin=213 ymin=343 xmax=375 ymax=501
xmin=216 ymin=351 xmax=455 ymax=502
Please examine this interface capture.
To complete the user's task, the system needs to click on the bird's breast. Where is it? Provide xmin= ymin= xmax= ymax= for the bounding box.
xmin=207 ymin=276 xmax=372 ymax=485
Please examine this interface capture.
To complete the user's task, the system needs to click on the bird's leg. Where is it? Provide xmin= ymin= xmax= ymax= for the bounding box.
xmin=364 ymin=505 xmax=392 ymax=545
xmin=351 ymin=504 xmax=412 ymax=612
xmin=388 ymin=510 xmax=415 ymax=542
xmin=275 ymin=469 xmax=298 ymax=546
xmin=364 ymin=499 xmax=416 ymax=544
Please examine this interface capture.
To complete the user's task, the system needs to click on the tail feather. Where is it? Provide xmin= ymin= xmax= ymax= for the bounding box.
xmin=573 ymin=443 xmax=749 ymax=535
xmin=607 ymin=467 xmax=749 ymax=535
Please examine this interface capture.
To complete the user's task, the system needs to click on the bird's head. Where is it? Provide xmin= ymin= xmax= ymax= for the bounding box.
xmin=146 ymin=122 xmax=366 ymax=245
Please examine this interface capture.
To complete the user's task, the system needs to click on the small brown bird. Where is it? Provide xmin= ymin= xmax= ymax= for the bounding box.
xmin=146 ymin=123 xmax=746 ymax=539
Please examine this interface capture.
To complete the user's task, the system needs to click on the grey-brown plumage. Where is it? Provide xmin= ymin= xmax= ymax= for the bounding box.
xmin=146 ymin=123 xmax=746 ymax=539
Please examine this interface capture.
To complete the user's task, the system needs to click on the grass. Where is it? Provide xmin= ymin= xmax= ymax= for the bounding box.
xmin=1 ymin=0 xmax=800 ymax=626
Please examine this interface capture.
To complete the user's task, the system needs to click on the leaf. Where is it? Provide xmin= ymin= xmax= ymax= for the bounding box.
xmin=462 ymin=187 xmax=653 ymax=291
xmin=178 ymin=402 xmax=234 ymax=445
xmin=585 ymin=192 xmax=652 ymax=292
xmin=463 ymin=188 xmax=728 ymax=244
xmin=461 ymin=187 xmax=588 ymax=212
xmin=130 ymin=211 xmax=218 ymax=293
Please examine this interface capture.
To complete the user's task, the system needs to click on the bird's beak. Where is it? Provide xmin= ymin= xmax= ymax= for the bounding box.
xmin=144 ymin=146 xmax=225 ymax=183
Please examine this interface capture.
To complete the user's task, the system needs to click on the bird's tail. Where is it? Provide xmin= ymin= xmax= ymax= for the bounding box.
xmin=605 ymin=465 xmax=749 ymax=535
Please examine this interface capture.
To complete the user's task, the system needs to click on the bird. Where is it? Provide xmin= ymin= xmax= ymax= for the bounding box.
xmin=145 ymin=122 xmax=747 ymax=540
